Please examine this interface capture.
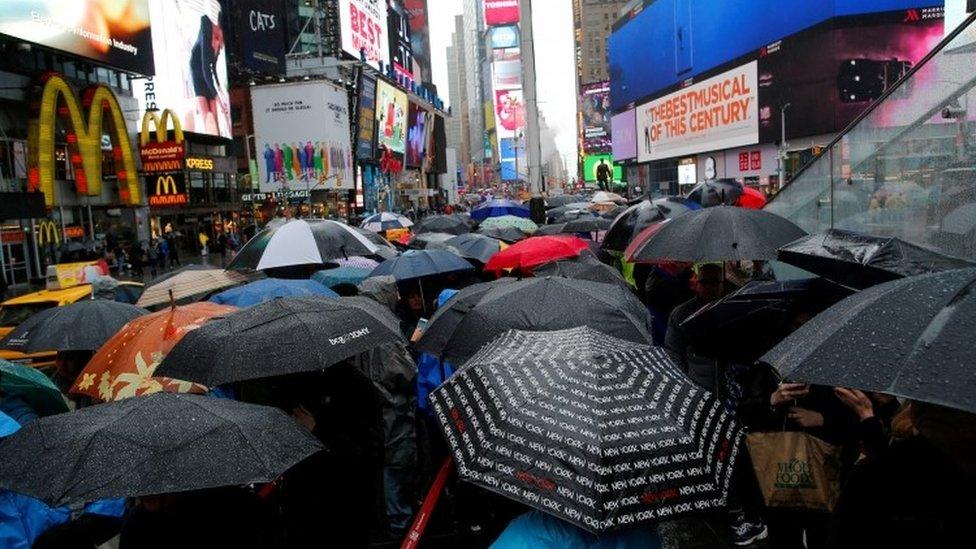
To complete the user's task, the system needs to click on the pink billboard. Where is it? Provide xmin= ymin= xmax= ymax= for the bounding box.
xmin=611 ymin=109 xmax=637 ymax=161
xmin=484 ymin=0 xmax=520 ymax=27
xmin=494 ymin=89 xmax=525 ymax=139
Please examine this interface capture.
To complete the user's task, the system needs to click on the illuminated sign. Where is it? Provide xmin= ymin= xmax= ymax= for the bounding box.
xmin=64 ymin=226 xmax=86 ymax=239
xmin=339 ymin=0 xmax=390 ymax=70
xmin=139 ymin=109 xmax=185 ymax=173
xmin=36 ymin=219 xmax=60 ymax=246
xmin=27 ymin=73 xmax=141 ymax=207
xmin=185 ymin=156 xmax=215 ymax=171
xmin=148 ymin=174 xmax=188 ymax=207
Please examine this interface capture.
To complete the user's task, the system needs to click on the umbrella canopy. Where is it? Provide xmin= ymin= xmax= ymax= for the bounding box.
xmin=941 ymin=202 xmax=976 ymax=235
xmin=408 ymin=232 xmax=456 ymax=250
xmin=352 ymin=227 xmax=399 ymax=260
xmin=737 ymin=186 xmax=767 ymax=209
xmin=602 ymin=200 xmax=666 ymax=252
xmin=686 ymin=179 xmax=743 ymax=207
xmin=154 ymin=296 xmax=404 ymax=387
xmin=479 ymin=215 xmax=539 ymax=233
xmin=537 ymin=218 xmax=612 ymax=236
xmin=627 ymin=206 xmax=807 ymax=263
xmin=311 ymin=266 xmax=371 ymax=289
xmin=146 ymin=264 xmax=215 ymax=288
xmin=0 ymin=393 xmax=323 ymax=507
xmin=71 ymin=302 xmax=234 ymax=402
xmin=544 ymin=194 xmax=582 ymax=209
xmin=653 ymin=196 xmax=701 ymax=218
xmin=430 ymin=327 xmax=741 ymax=533
xmin=369 ymin=250 xmax=474 ymax=282
xmin=485 ymin=235 xmax=589 ymax=273
xmin=444 ymin=233 xmax=504 ymax=264
xmin=0 ymin=300 xmax=147 ymax=353
xmin=209 ymin=278 xmax=339 ymax=308
xmin=0 ymin=360 xmax=69 ymax=416
xmin=415 ymin=277 xmax=653 ymax=363
xmin=762 ymin=268 xmax=976 ymax=413
xmin=590 ymin=191 xmax=626 ymax=204
xmin=228 ymin=219 xmax=380 ymax=271
xmin=547 ymin=203 xmax=595 ymax=220
xmin=477 ymin=225 xmax=528 ymax=243
xmin=777 ymin=229 xmax=975 ymax=290
xmin=360 ymin=212 xmax=414 ymax=232
xmin=334 ymin=255 xmax=381 ymax=270
xmin=533 ymin=253 xmax=629 ymax=288
xmin=413 ymin=214 xmax=472 ymax=235
xmin=470 ymin=199 xmax=530 ymax=221
xmin=137 ymin=269 xmax=257 ymax=308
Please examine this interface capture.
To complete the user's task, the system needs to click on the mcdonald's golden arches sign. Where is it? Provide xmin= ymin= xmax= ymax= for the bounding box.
xmin=140 ymin=109 xmax=186 ymax=173
xmin=148 ymin=174 xmax=188 ymax=207
xmin=36 ymin=219 xmax=60 ymax=247
xmin=27 ymin=73 xmax=141 ymax=207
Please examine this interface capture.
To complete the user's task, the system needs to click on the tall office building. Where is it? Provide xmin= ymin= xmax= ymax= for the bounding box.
xmin=573 ymin=0 xmax=628 ymax=85
xmin=445 ymin=15 xmax=472 ymax=172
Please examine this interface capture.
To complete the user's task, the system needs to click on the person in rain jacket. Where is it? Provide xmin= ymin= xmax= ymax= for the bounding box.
xmin=491 ymin=510 xmax=662 ymax=549
xmin=415 ymin=289 xmax=458 ymax=416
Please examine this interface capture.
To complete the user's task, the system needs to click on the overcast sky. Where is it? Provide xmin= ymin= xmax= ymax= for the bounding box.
xmin=429 ymin=1 xmax=577 ymax=169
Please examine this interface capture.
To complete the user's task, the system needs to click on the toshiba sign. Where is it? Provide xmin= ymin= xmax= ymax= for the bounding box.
xmin=636 ymin=61 xmax=758 ymax=163
xmin=484 ymin=0 xmax=519 ymax=26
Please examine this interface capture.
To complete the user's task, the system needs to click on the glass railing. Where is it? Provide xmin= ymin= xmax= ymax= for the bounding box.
xmin=768 ymin=10 xmax=976 ymax=260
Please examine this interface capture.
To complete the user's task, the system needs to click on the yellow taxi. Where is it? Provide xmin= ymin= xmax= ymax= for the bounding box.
xmin=0 ymin=262 xmax=144 ymax=367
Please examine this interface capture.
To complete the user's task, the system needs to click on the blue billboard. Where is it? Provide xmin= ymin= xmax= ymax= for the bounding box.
xmin=609 ymin=0 xmax=944 ymax=112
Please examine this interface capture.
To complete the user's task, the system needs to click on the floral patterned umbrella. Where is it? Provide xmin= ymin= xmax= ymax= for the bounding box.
xmin=70 ymin=302 xmax=237 ymax=402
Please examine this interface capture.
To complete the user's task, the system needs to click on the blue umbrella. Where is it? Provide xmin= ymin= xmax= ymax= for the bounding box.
xmin=311 ymin=266 xmax=371 ymax=289
xmin=470 ymin=199 xmax=530 ymax=221
xmin=369 ymin=250 xmax=474 ymax=282
xmin=209 ymin=278 xmax=338 ymax=307
xmin=0 ymin=410 xmax=20 ymax=437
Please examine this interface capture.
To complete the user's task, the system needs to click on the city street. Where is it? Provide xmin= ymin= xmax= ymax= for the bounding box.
xmin=0 ymin=1 xmax=973 ymax=548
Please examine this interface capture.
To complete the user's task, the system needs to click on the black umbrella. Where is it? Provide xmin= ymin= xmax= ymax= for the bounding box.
xmin=778 ymin=229 xmax=974 ymax=290
xmin=628 ymin=206 xmax=807 ymax=263
xmin=476 ymin=225 xmax=528 ymax=243
xmin=228 ymin=219 xmax=386 ymax=271
xmin=154 ymin=296 xmax=404 ymax=387
xmin=548 ymin=208 xmax=597 ymax=224
xmin=686 ymin=179 xmax=743 ymax=207
xmin=353 ymin=226 xmax=399 ymax=260
xmin=544 ymin=195 xmax=582 ymax=209
xmin=408 ymin=232 xmax=456 ymax=250
xmin=444 ymin=233 xmax=504 ymax=264
xmin=415 ymin=277 xmax=653 ymax=364
xmin=0 ymin=299 xmax=147 ymax=353
xmin=369 ymin=249 xmax=474 ymax=282
xmin=414 ymin=214 xmax=472 ymax=236
xmin=0 ymin=393 xmax=322 ymax=507
xmin=602 ymin=200 xmax=666 ymax=252
xmin=430 ymin=327 xmax=742 ymax=534
xmin=533 ymin=253 xmax=630 ymax=288
xmin=761 ymin=268 xmax=976 ymax=413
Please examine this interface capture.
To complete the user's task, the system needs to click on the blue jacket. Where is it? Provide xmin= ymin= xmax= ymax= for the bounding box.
xmin=491 ymin=511 xmax=662 ymax=549
xmin=416 ymin=289 xmax=458 ymax=415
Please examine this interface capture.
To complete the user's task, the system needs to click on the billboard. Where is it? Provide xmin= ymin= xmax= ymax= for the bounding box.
xmin=339 ymin=0 xmax=389 ymax=70
xmin=406 ymin=103 xmax=430 ymax=168
xmin=139 ymin=109 xmax=185 ymax=173
xmin=0 ymin=0 xmax=154 ymax=75
xmin=580 ymin=81 xmax=611 ymax=153
xmin=388 ymin=2 xmax=414 ymax=80
xmin=234 ymin=0 xmax=285 ymax=73
xmin=251 ymin=81 xmax=354 ymax=192
xmin=611 ymin=109 xmax=637 ymax=161
xmin=494 ymin=89 xmax=525 ymax=140
xmin=492 ymin=49 xmax=522 ymax=89
xmin=489 ymin=25 xmax=520 ymax=49
xmin=146 ymin=173 xmax=188 ymax=207
xmin=637 ymin=61 xmax=758 ymax=162
xmin=583 ymin=154 xmax=622 ymax=183
xmin=356 ymin=73 xmax=378 ymax=161
xmin=134 ymin=0 xmax=231 ymax=139
xmin=499 ymin=137 xmax=518 ymax=181
xmin=484 ymin=0 xmax=520 ymax=26
xmin=376 ymin=79 xmax=408 ymax=156
xmin=403 ymin=0 xmax=432 ymax=83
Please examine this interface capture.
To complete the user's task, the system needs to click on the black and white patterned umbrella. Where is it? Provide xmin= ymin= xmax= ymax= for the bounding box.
xmin=430 ymin=327 xmax=742 ymax=534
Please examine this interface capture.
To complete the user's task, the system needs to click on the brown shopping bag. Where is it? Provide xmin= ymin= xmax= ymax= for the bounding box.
xmin=746 ymin=431 xmax=842 ymax=512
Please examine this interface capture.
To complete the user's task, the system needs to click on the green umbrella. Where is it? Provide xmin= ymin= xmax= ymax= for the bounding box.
xmin=479 ymin=215 xmax=539 ymax=233
xmin=0 ymin=360 xmax=69 ymax=416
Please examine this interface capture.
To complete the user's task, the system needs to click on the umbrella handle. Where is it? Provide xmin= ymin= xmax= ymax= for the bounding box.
xmin=401 ymin=456 xmax=453 ymax=549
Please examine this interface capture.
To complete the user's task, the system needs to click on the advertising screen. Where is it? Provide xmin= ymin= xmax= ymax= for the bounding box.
xmin=494 ymin=89 xmax=525 ymax=140
xmin=403 ymin=0 xmax=432 ymax=83
xmin=0 ymin=0 xmax=154 ymax=75
xmin=375 ymin=79 xmax=408 ymax=155
xmin=388 ymin=3 xmax=414 ymax=80
xmin=583 ymin=154 xmax=622 ymax=183
xmin=133 ymin=0 xmax=231 ymax=138
xmin=339 ymin=0 xmax=390 ymax=70
xmin=580 ymin=81 xmax=611 ymax=153
xmin=406 ymin=103 xmax=430 ymax=168
xmin=499 ymin=137 xmax=518 ymax=181
xmin=251 ymin=81 xmax=354 ymax=192
xmin=492 ymin=49 xmax=522 ymax=90
xmin=489 ymin=25 xmax=520 ymax=49
xmin=356 ymin=73 xmax=378 ymax=161
xmin=611 ymin=109 xmax=637 ymax=161
xmin=234 ymin=0 xmax=285 ymax=73
xmin=484 ymin=0 xmax=521 ymax=26
xmin=637 ymin=61 xmax=758 ymax=163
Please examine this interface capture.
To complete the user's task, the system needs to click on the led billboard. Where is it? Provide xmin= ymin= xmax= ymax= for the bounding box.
xmin=580 ymin=81 xmax=611 ymax=153
xmin=339 ymin=0 xmax=390 ymax=70
xmin=376 ymin=79 xmax=408 ymax=155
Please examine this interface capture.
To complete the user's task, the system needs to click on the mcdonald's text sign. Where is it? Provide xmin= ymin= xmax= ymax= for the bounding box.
xmin=139 ymin=109 xmax=185 ymax=173
xmin=147 ymin=174 xmax=188 ymax=207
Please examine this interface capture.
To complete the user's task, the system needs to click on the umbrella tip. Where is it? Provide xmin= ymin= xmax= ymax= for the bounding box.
xmin=168 ymin=289 xmax=176 ymax=311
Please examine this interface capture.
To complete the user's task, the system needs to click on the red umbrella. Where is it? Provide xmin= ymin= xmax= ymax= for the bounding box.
xmin=737 ymin=187 xmax=767 ymax=209
xmin=484 ymin=235 xmax=589 ymax=273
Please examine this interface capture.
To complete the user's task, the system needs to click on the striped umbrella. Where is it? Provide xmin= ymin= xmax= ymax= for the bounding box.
xmin=137 ymin=269 xmax=259 ymax=308
xmin=361 ymin=212 xmax=414 ymax=232
xmin=430 ymin=327 xmax=742 ymax=534
xmin=479 ymin=215 xmax=538 ymax=234
xmin=228 ymin=219 xmax=382 ymax=271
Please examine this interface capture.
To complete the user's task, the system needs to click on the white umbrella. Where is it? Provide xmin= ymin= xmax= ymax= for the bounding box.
xmin=228 ymin=220 xmax=381 ymax=271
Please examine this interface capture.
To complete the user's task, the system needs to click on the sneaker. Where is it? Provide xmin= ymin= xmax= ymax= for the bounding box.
xmin=730 ymin=520 xmax=768 ymax=546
